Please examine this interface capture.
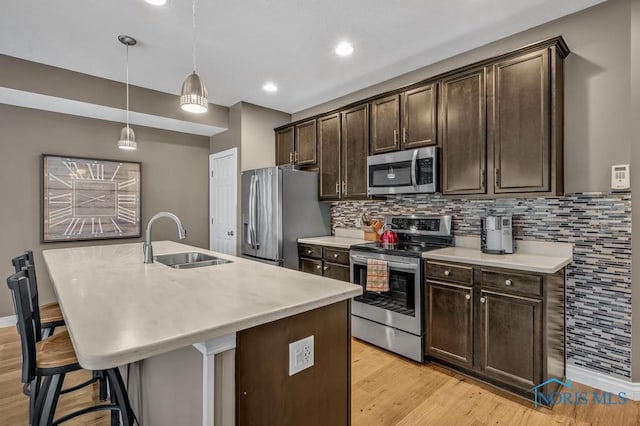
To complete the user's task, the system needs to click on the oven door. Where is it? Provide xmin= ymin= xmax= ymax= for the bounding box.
xmin=350 ymin=251 xmax=423 ymax=336
xmin=367 ymin=147 xmax=438 ymax=195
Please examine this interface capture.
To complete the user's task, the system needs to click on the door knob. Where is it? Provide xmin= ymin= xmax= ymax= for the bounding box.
xmin=227 ymin=230 xmax=234 ymax=236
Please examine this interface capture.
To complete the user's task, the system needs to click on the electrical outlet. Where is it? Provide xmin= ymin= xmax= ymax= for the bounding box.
xmin=289 ymin=335 xmax=314 ymax=376
xmin=355 ymin=217 xmax=362 ymax=228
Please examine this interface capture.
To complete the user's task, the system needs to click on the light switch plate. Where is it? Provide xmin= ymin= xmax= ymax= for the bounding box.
xmin=289 ymin=335 xmax=314 ymax=376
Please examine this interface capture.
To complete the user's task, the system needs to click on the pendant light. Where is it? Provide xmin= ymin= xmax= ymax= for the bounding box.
xmin=180 ymin=0 xmax=208 ymax=113
xmin=118 ymin=35 xmax=137 ymax=150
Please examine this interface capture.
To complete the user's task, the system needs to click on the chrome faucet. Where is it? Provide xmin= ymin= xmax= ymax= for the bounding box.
xmin=143 ymin=212 xmax=187 ymax=264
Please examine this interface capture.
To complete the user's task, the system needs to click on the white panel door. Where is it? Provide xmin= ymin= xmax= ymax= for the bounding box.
xmin=209 ymin=148 xmax=238 ymax=255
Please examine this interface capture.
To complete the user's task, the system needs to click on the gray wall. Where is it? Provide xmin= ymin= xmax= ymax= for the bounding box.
xmin=631 ymin=0 xmax=640 ymax=381
xmin=292 ymin=0 xmax=632 ymax=194
xmin=0 ymin=104 xmax=210 ymax=317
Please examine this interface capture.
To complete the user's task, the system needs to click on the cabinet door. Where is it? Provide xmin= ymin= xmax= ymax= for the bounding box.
xmin=341 ymin=104 xmax=369 ymax=199
xmin=426 ymin=281 xmax=473 ymax=368
xmin=275 ymin=127 xmax=295 ymax=166
xmin=490 ymin=49 xmax=550 ymax=193
xmin=401 ymin=84 xmax=437 ymax=149
xmin=318 ymin=114 xmax=341 ymax=200
xmin=479 ymin=290 xmax=542 ymax=390
xmin=295 ymin=119 xmax=317 ymax=166
xmin=370 ymin=95 xmax=400 ymax=154
xmin=440 ymin=68 xmax=487 ymax=195
xmin=300 ymin=258 xmax=323 ymax=275
xmin=323 ymin=263 xmax=350 ymax=282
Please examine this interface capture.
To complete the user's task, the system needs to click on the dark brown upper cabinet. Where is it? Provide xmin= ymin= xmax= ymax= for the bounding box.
xmin=275 ymin=127 xmax=295 ymax=166
xmin=275 ymin=120 xmax=317 ymax=167
xmin=370 ymin=95 xmax=400 ymax=154
xmin=401 ymin=84 xmax=437 ymax=149
xmin=440 ymin=68 xmax=487 ymax=195
xmin=295 ymin=119 xmax=317 ymax=166
xmin=341 ymin=104 xmax=369 ymax=199
xmin=489 ymin=49 xmax=551 ymax=194
xmin=318 ymin=113 xmax=342 ymax=201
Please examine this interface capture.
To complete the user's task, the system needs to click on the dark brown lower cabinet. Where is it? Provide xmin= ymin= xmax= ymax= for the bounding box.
xmin=425 ymin=261 xmax=565 ymax=405
xmin=479 ymin=290 xmax=542 ymax=389
xmin=298 ymin=243 xmax=351 ymax=283
xmin=300 ymin=258 xmax=323 ymax=275
xmin=236 ymin=300 xmax=350 ymax=426
xmin=323 ymin=263 xmax=350 ymax=282
xmin=426 ymin=280 xmax=473 ymax=368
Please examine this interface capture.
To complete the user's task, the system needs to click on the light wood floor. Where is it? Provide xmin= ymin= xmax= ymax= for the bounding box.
xmin=2 ymin=325 xmax=640 ymax=425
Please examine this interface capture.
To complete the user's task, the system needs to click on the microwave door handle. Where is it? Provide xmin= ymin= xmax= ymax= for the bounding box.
xmin=411 ymin=149 xmax=418 ymax=188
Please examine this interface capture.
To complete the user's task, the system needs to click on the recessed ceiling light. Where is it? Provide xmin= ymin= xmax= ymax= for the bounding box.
xmin=145 ymin=0 xmax=167 ymax=5
xmin=263 ymin=82 xmax=278 ymax=93
xmin=335 ymin=41 xmax=354 ymax=57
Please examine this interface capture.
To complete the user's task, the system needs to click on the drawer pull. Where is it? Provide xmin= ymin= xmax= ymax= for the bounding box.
xmin=316 ymin=264 xmax=321 ymax=269
xmin=465 ymin=294 xmax=471 ymax=300
xmin=307 ymin=249 xmax=312 ymax=254
xmin=505 ymin=279 xmax=513 ymax=286
xmin=480 ymin=297 xmax=486 ymax=303
xmin=333 ymin=253 xmax=339 ymax=258
xmin=444 ymin=270 xmax=451 ymax=276
xmin=323 ymin=266 xmax=329 ymax=271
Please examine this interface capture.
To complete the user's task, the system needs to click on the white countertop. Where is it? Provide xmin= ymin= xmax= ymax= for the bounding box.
xmin=298 ymin=228 xmax=369 ymax=249
xmin=423 ymin=237 xmax=572 ymax=274
xmin=42 ymin=241 xmax=362 ymax=370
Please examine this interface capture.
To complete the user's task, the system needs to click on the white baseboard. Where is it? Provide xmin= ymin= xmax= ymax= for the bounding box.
xmin=567 ymin=364 xmax=640 ymax=400
xmin=0 ymin=315 xmax=16 ymax=328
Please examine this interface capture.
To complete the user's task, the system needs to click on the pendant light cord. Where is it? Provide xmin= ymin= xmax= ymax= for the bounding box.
xmin=192 ymin=0 xmax=197 ymax=72
xmin=126 ymin=44 xmax=130 ymax=129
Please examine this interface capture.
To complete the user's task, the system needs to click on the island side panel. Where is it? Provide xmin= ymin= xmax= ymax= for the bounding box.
xmin=236 ymin=300 xmax=351 ymax=426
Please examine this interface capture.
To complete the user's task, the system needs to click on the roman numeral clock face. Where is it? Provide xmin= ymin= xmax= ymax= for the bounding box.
xmin=42 ymin=155 xmax=141 ymax=242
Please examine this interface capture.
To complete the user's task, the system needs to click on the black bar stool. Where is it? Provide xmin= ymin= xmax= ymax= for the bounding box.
xmin=12 ymin=251 xmax=64 ymax=339
xmin=7 ymin=267 xmax=135 ymax=426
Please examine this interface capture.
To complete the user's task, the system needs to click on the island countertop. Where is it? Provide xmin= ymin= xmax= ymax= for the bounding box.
xmin=42 ymin=241 xmax=362 ymax=370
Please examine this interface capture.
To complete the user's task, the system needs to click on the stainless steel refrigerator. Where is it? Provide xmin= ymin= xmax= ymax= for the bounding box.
xmin=241 ymin=166 xmax=330 ymax=269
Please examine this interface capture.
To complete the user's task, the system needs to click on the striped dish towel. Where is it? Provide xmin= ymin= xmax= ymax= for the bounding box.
xmin=366 ymin=259 xmax=389 ymax=292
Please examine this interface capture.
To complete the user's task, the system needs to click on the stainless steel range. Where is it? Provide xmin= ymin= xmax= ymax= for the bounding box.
xmin=350 ymin=215 xmax=453 ymax=362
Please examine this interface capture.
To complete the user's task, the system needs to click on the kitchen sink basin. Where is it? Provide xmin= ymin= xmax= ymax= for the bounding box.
xmin=154 ymin=252 xmax=232 ymax=269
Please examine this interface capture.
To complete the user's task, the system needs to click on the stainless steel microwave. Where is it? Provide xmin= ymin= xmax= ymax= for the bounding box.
xmin=367 ymin=147 xmax=439 ymax=195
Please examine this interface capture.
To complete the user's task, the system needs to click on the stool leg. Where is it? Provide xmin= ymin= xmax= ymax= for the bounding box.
xmin=28 ymin=378 xmax=40 ymax=426
xmin=98 ymin=371 xmax=108 ymax=401
xmin=106 ymin=368 xmax=134 ymax=426
xmin=37 ymin=373 xmax=65 ymax=426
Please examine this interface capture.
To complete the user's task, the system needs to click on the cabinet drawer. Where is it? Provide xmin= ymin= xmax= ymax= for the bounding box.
xmin=298 ymin=244 xmax=322 ymax=259
xmin=426 ymin=261 xmax=473 ymax=285
xmin=481 ymin=269 xmax=542 ymax=297
xmin=300 ymin=258 xmax=323 ymax=275
xmin=323 ymin=263 xmax=350 ymax=282
xmin=323 ymin=247 xmax=349 ymax=265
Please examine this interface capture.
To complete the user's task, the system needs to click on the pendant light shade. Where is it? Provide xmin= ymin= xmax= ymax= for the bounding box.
xmin=180 ymin=0 xmax=208 ymax=113
xmin=118 ymin=126 xmax=137 ymax=150
xmin=118 ymin=35 xmax=137 ymax=150
xmin=180 ymin=71 xmax=208 ymax=113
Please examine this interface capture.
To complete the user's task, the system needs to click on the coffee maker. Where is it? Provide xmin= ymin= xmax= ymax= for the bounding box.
xmin=481 ymin=216 xmax=515 ymax=254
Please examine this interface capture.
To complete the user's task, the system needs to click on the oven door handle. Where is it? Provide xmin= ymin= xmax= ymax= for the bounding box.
xmin=351 ymin=256 xmax=418 ymax=271
xmin=410 ymin=149 xmax=418 ymax=188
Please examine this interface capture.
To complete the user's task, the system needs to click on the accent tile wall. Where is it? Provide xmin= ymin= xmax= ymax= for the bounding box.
xmin=331 ymin=193 xmax=632 ymax=379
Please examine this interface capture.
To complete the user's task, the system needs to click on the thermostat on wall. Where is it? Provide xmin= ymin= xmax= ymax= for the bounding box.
xmin=611 ymin=164 xmax=630 ymax=191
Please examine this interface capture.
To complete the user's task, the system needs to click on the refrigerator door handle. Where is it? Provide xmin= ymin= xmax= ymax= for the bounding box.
xmin=253 ymin=175 xmax=260 ymax=250
xmin=248 ymin=175 xmax=256 ymax=249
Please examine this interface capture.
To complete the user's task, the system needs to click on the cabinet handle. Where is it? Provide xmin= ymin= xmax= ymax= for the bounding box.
xmin=480 ymin=297 xmax=486 ymax=303
xmin=393 ymin=129 xmax=398 ymax=145
xmin=333 ymin=253 xmax=339 ymax=258
xmin=495 ymin=168 xmax=501 ymax=188
xmin=465 ymin=294 xmax=471 ymax=300
xmin=289 ymin=152 xmax=293 ymax=164
xmin=316 ymin=264 xmax=321 ymax=269
xmin=505 ymin=279 xmax=512 ymax=286
xmin=481 ymin=168 xmax=486 ymax=190
xmin=342 ymin=181 xmax=347 ymax=194
xmin=295 ymin=151 xmax=299 ymax=162
xmin=335 ymin=181 xmax=340 ymax=194
xmin=403 ymin=128 xmax=408 ymax=144
xmin=323 ymin=266 xmax=329 ymax=271
xmin=307 ymin=249 xmax=312 ymax=254
xmin=444 ymin=270 xmax=451 ymax=276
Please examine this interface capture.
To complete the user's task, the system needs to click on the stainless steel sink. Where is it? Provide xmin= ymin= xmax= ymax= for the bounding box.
xmin=154 ymin=252 xmax=232 ymax=269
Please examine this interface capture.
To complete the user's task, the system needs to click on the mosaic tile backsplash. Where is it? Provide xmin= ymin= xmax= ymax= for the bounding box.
xmin=331 ymin=193 xmax=632 ymax=379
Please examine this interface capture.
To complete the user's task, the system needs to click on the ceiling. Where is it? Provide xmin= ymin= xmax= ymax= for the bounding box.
xmin=0 ymin=0 xmax=604 ymax=114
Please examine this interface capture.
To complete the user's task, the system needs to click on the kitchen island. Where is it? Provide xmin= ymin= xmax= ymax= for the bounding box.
xmin=42 ymin=241 xmax=362 ymax=426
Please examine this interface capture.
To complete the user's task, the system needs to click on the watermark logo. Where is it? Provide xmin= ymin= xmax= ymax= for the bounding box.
xmin=530 ymin=378 xmax=627 ymax=408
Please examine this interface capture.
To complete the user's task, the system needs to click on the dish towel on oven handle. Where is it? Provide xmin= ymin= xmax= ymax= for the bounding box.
xmin=366 ymin=258 xmax=389 ymax=293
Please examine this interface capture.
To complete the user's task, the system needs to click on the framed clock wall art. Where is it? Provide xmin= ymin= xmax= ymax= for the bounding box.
xmin=42 ymin=154 xmax=142 ymax=242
